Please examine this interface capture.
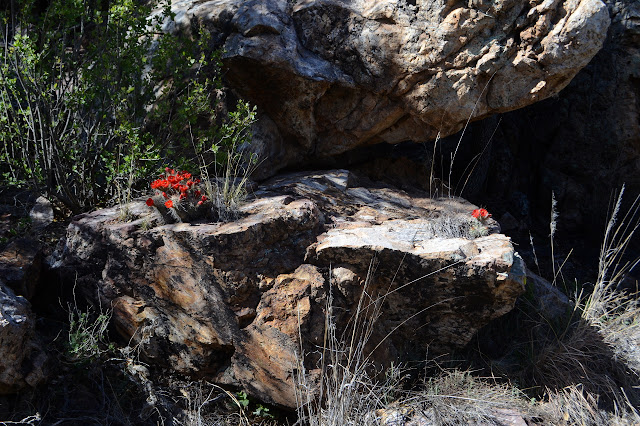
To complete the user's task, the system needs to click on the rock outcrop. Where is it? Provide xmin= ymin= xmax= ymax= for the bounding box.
xmin=52 ymin=170 xmax=525 ymax=407
xmin=167 ymin=0 xmax=610 ymax=176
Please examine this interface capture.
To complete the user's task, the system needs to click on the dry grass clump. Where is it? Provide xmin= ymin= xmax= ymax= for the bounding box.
xmin=295 ymin=266 xmax=390 ymax=426
xmin=418 ymin=213 xmax=489 ymax=239
xmin=391 ymin=369 xmax=537 ymax=425
xmin=583 ymin=187 xmax=640 ymax=374
xmin=526 ymin=188 xmax=640 ymax=415
xmin=294 ymin=265 xmax=538 ymax=426
xmin=543 ymin=384 xmax=640 ymax=426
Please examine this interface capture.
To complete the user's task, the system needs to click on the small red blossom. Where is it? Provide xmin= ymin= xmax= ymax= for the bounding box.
xmin=149 ymin=167 xmax=205 ymax=215
xmin=472 ymin=208 xmax=491 ymax=220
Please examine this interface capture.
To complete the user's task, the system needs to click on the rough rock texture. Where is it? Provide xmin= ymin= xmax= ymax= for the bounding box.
xmin=0 ymin=280 xmax=47 ymax=394
xmin=52 ymin=170 xmax=525 ymax=407
xmin=168 ymin=0 xmax=609 ymax=176
xmin=29 ymin=196 xmax=54 ymax=231
xmin=0 ymin=238 xmax=42 ymax=301
xmin=457 ymin=0 xmax=640 ymax=235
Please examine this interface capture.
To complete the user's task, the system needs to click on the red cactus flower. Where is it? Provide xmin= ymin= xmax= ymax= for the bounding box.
xmin=197 ymin=200 xmax=203 ymax=206
xmin=472 ymin=208 xmax=491 ymax=219
xmin=146 ymin=198 xmax=154 ymax=206
xmin=162 ymin=192 xmax=168 ymax=199
xmin=165 ymin=200 xmax=173 ymax=208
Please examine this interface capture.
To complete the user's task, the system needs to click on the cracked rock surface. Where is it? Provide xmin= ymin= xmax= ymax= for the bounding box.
xmin=168 ymin=0 xmax=609 ymax=176
xmin=53 ymin=170 xmax=525 ymax=407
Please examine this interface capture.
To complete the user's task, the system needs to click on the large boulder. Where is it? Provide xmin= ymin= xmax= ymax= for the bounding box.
xmin=52 ymin=170 xmax=525 ymax=407
xmin=168 ymin=0 xmax=609 ymax=176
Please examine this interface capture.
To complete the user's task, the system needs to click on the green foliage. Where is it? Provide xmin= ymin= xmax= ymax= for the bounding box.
xmin=234 ymin=391 xmax=275 ymax=420
xmin=0 ymin=0 xmax=255 ymax=213
xmin=235 ymin=391 xmax=250 ymax=410
xmin=252 ymin=404 xmax=274 ymax=419
xmin=67 ymin=307 xmax=114 ymax=362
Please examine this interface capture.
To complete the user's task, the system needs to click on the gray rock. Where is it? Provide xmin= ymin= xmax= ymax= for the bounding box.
xmin=0 ymin=280 xmax=47 ymax=394
xmin=29 ymin=196 xmax=54 ymax=231
xmin=477 ymin=0 xmax=640 ymax=234
xmin=166 ymin=0 xmax=610 ymax=176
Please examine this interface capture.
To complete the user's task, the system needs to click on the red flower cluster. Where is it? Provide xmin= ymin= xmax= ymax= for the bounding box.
xmin=472 ymin=208 xmax=491 ymax=220
xmin=146 ymin=167 xmax=207 ymax=209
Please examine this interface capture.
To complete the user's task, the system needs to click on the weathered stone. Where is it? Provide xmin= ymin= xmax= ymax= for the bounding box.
xmin=0 ymin=280 xmax=47 ymax=394
xmin=29 ymin=196 xmax=54 ymax=231
xmin=466 ymin=0 xmax=640 ymax=234
xmin=53 ymin=170 xmax=525 ymax=407
xmin=0 ymin=238 xmax=42 ymax=300
xmin=526 ymin=269 xmax=571 ymax=322
xmin=167 ymin=0 xmax=609 ymax=176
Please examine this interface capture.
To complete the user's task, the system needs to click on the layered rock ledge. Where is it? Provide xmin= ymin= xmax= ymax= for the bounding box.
xmin=52 ymin=170 xmax=525 ymax=407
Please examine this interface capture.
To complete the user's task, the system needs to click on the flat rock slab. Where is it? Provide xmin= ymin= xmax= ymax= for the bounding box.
xmin=52 ymin=170 xmax=525 ymax=407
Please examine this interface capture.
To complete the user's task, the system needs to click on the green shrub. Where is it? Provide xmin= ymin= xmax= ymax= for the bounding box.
xmin=67 ymin=306 xmax=113 ymax=362
xmin=0 ymin=0 xmax=254 ymax=213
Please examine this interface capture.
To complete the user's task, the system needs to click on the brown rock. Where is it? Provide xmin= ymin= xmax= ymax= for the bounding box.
xmin=0 ymin=238 xmax=42 ymax=300
xmin=53 ymin=170 xmax=526 ymax=407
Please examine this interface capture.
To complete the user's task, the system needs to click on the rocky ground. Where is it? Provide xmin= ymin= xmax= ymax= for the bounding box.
xmin=1 ymin=171 xmax=638 ymax=425
xmin=1 ymin=0 xmax=639 ymax=424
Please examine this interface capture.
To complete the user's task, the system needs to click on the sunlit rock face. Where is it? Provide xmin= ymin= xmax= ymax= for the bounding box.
xmin=169 ymin=0 xmax=609 ymax=175
xmin=54 ymin=170 xmax=525 ymax=407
